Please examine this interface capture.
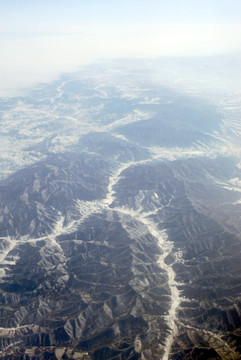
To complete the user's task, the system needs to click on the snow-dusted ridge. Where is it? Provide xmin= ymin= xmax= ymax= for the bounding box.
xmin=0 ymin=157 xmax=184 ymax=358
xmin=103 ymin=162 xmax=182 ymax=359
xmin=1 ymin=73 xmax=241 ymax=358
xmin=74 ymin=159 xmax=182 ymax=359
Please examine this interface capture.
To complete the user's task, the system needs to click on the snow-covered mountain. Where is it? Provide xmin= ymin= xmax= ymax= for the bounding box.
xmin=0 ymin=59 xmax=241 ymax=360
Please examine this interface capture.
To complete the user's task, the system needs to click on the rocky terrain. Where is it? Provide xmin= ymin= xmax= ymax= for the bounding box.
xmin=0 ymin=60 xmax=241 ymax=359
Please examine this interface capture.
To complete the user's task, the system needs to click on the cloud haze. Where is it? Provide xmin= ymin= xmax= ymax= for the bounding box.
xmin=0 ymin=0 xmax=241 ymax=96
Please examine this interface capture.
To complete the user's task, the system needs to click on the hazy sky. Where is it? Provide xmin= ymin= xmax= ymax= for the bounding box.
xmin=0 ymin=0 xmax=241 ymax=95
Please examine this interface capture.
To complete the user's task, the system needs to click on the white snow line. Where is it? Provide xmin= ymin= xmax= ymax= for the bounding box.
xmin=102 ymin=161 xmax=181 ymax=359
